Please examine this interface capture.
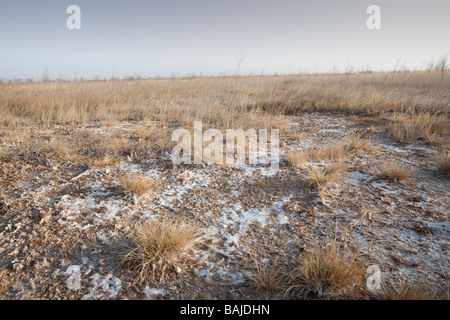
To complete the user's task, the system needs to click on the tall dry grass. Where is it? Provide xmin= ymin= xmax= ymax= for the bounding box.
xmin=1 ymin=71 xmax=448 ymax=164
xmin=1 ymin=71 xmax=449 ymax=130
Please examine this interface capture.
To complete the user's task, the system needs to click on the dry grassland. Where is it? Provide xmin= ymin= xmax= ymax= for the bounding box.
xmin=0 ymin=71 xmax=448 ymax=300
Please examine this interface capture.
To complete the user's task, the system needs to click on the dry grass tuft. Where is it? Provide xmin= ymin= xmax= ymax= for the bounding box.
xmin=377 ymin=279 xmax=437 ymax=300
xmin=286 ymin=241 xmax=364 ymax=298
xmin=103 ymin=119 xmax=120 ymax=127
xmin=308 ymin=144 xmax=348 ymax=161
xmin=245 ymin=263 xmax=288 ymax=292
xmin=286 ymin=151 xmax=308 ymax=166
xmin=344 ymin=134 xmax=379 ymax=152
xmin=375 ymin=161 xmax=414 ymax=181
xmin=119 ymin=173 xmax=158 ymax=196
xmin=386 ymin=112 xmax=448 ymax=144
xmin=304 ymin=162 xmax=347 ymax=190
xmin=90 ymin=154 xmax=118 ymax=168
xmin=327 ymin=160 xmax=349 ymax=174
xmin=120 ymin=219 xmax=204 ymax=282
xmin=435 ymin=151 xmax=450 ymax=176
xmin=13 ymin=138 xmax=84 ymax=163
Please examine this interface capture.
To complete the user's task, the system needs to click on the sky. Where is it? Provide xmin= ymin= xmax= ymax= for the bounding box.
xmin=1 ymin=0 xmax=449 ymax=80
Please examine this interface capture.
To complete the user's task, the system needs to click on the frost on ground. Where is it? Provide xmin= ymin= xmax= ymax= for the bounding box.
xmin=0 ymin=113 xmax=448 ymax=299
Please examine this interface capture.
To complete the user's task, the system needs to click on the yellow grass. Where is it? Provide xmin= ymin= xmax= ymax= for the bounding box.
xmin=308 ymin=144 xmax=348 ymax=161
xmin=386 ymin=112 xmax=448 ymax=144
xmin=120 ymin=219 xmax=204 ymax=282
xmin=1 ymin=71 xmax=448 ymax=165
xmin=378 ymin=279 xmax=437 ymax=300
xmin=90 ymin=154 xmax=118 ymax=168
xmin=245 ymin=263 xmax=288 ymax=292
xmin=286 ymin=151 xmax=308 ymax=166
xmin=344 ymin=134 xmax=379 ymax=152
xmin=304 ymin=161 xmax=348 ymax=190
xmin=1 ymin=71 xmax=448 ymax=129
xmin=286 ymin=241 xmax=364 ymax=298
xmin=119 ymin=173 xmax=158 ymax=196
xmin=436 ymin=151 xmax=450 ymax=176
xmin=375 ymin=161 xmax=415 ymax=181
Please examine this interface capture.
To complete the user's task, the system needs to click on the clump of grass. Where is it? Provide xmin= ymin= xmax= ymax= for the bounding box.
xmin=344 ymin=134 xmax=378 ymax=152
xmin=377 ymin=279 xmax=437 ymax=300
xmin=375 ymin=161 xmax=414 ymax=181
xmin=103 ymin=119 xmax=120 ymax=127
xmin=435 ymin=151 xmax=450 ymax=176
xmin=130 ymin=126 xmax=158 ymax=142
xmin=305 ymin=162 xmax=346 ymax=190
xmin=386 ymin=112 xmax=447 ymax=144
xmin=14 ymin=138 xmax=83 ymax=163
xmin=308 ymin=144 xmax=347 ymax=161
xmin=90 ymin=154 xmax=118 ymax=168
xmin=286 ymin=241 xmax=364 ymax=298
xmin=120 ymin=219 xmax=204 ymax=282
xmin=286 ymin=151 xmax=308 ymax=166
xmin=327 ymin=160 xmax=349 ymax=174
xmin=120 ymin=173 xmax=158 ymax=196
xmin=245 ymin=263 xmax=288 ymax=292
xmin=111 ymin=137 xmax=136 ymax=156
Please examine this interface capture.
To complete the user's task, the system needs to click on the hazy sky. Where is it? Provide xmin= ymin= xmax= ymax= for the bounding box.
xmin=1 ymin=0 xmax=449 ymax=80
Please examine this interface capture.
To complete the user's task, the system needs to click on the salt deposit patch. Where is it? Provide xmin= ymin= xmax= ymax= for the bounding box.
xmin=344 ymin=171 xmax=374 ymax=186
xmin=144 ymin=287 xmax=165 ymax=298
xmin=380 ymin=143 xmax=405 ymax=153
xmin=216 ymin=196 xmax=292 ymax=246
xmin=82 ymin=273 xmax=123 ymax=299
xmin=371 ymin=181 xmax=401 ymax=194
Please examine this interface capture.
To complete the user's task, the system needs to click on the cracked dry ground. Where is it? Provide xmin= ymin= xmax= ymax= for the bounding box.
xmin=0 ymin=113 xmax=448 ymax=299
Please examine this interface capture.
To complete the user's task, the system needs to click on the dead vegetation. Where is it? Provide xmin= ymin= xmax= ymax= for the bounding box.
xmin=119 ymin=173 xmax=159 ymax=196
xmin=0 ymin=71 xmax=448 ymax=300
xmin=308 ymin=144 xmax=348 ymax=161
xmin=245 ymin=262 xmax=288 ymax=292
xmin=304 ymin=166 xmax=341 ymax=190
xmin=286 ymin=135 xmax=377 ymax=167
xmin=386 ymin=112 xmax=448 ymax=145
xmin=286 ymin=152 xmax=308 ymax=166
xmin=377 ymin=279 xmax=438 ymax=300
xmin=344 ymin=134 xmax=379 ymax=153
xmin=435 ymin=151 xmax=450 ymax=176
xmin=1 ymin=71 xmax=449 ymax=128
xmin=303 ymin=161 xmax=349 ymax=193
xmin=120 ymin=219 xmax=205 ymax=283
xmin=286 ymin=242 xmax=365 ymax=298
xmin=375 ymin=161 xmax=415 ymax=181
